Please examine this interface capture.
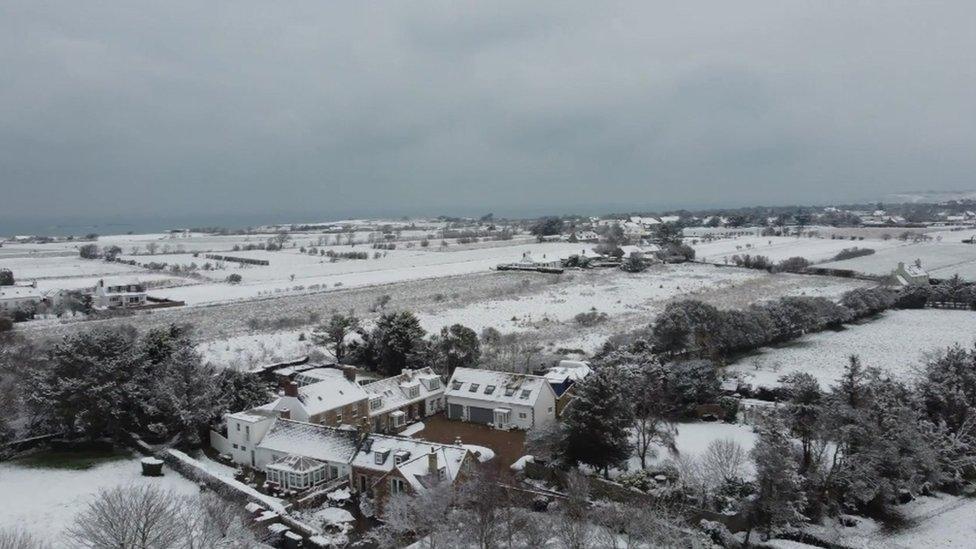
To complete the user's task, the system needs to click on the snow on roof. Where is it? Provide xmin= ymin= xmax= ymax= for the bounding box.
xmin=294 ymin=367 xmax=346 ymax=386
xmin=295 ymin=377 xmax=368 ymax=416
xmin=545 ymin=361 xmax=592 ymax=384
xmin=904 ymin=263 xmax=927 ymax=277
xmin=445 ymin=367 xmax=552 ymax=406
xmin=351 ymin=433 xmax=467 ymax=475
xmin=361 ymin=367 xmax=443 ymax=415
xmin=267 ymin=454 xmax=326 ymax=474
xmin=256 ymin=419 xmax=359 ymax=464
xmin=0 ymin=286 xmax=44 ymax=300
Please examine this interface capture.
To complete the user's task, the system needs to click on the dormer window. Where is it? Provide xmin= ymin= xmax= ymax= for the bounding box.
xmin=394 ymin=450 xmax=411 ymax=465
xmin=484 ymin=385 xmax=496 ymax=395
xmin=374 ymin=448 xmax=391 ymax=465
xmin=425 ymin=378 xmax=440 ymax=390
xmin=469 ymin=383 xmax=480 ymax=392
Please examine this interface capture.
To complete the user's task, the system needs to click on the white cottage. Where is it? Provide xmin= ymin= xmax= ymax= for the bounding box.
xmin=445 ymin=368 xmax=557 ymax=430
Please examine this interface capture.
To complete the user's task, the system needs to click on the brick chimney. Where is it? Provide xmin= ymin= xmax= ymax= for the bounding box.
xmin=284 ymin=381 xmax=299 ymax=398
xmin=279 ymin=408 xmax=290 ymax=420
xmin=342 ymin=366 xmax=357 ymax=383
xmin=428 ymin=447 xmax=438 ymax=475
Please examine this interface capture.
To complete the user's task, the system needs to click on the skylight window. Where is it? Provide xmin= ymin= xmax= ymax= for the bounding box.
xmin=452 ymin=381 xmax=463 ymax=390
xmin=504 ymin=388 xmax=516 ymax=397
xmin=520 ymin=390 xmax=531 ymax=400
xmin=469 ymin=383 xmax=480 ymax=392
xmin=484 ymin=385 xmax=496 ymax=395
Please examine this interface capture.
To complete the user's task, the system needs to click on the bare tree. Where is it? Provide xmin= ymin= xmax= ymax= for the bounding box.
xmin=145 ymin=242 xmax=159 ymax=255
xmin=454 ymin=466 xmax=505 ymax=549
xmin=0 ymin=528 xmax=49 ymax=549
xmin=67 ymin=485 xmax=184 ymax=549
xmin=701 ymin=438 xmax=748 ymax=487
xmin=554 ymin=470 xmax=593 ymax=549
xmin=378 ymin=481 xmax=459 ymax=549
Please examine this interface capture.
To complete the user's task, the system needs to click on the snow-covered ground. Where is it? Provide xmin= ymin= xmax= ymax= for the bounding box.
xmin=0 ymin=454 xmax=202 ymax=546
xmin=611 ymin=422 xmax=758 ymax=478
xmin=0 ymin=255 xmax=146 ymax=279
xmin=818 ymin=241 xmax=976 ymax=280
xmin=803 ymin=492 xmax=976 ymax=549
xmin=726 ymin=309 xmax=976 ymax=388
xmin=134 ymin=242 xmax=587 ymax=306
xmin=691 ymin=235 xmax=904 ymax=265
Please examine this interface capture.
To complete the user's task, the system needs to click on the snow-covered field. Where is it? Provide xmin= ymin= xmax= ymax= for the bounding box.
xmin=135 ymin=242 xmax=585 ymax=306
xmin=690 ymin=235 xmax=904 ymax=265
xmin=726 ymin=309 xmax=976 ymax=388
xmin=0 ymin=454 xmax=201 ymax=546
xmin=0 ymin=255 xmax=145 ymax=279
xmin=818 ymin=241 xmax=976 ymax=280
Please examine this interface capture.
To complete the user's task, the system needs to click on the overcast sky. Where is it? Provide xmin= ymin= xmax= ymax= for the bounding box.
xmin=1 ymin=1 xmax=974 ymax=225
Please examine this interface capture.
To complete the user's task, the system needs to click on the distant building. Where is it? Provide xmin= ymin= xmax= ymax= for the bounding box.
xmin=444 ymin=367 xmax=557 ymax=430
xmin=92 ymin=278 xmax=147 ymax=309
xmin=891 ymin=262 xmax=929 ymax=286
xmin=0 ymin=285 xmax=44 ymax=315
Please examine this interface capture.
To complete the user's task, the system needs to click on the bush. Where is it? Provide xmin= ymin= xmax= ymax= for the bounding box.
xmin=776 ymin=256 xmax=810 ymax=273
xmin=225 ymin=274 xmax=242 ymax=284
xmin=78 ymin=244 xmax=100 ymax=259
xmin=832 ymin=247 xmax=875 ymax=261
xmin=0 ymin=315 xmax=13 ymax=332
xmin=574 ymin=310 xmax=609 ymax=327
xmin=0 ymin=269 xmax=13 ymax=286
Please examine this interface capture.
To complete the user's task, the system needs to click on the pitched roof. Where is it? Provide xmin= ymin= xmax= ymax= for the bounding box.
xmin=352 ymin=433 xmax=469 ymax=490
xmin=296 ymin=377 xmax=369 ymax=416
xmin=256 ymin=419 xmax=359 ymax=464
xmin=361 ymin=367 xmax=443 ymax=415
xmin=445 ymin=367 xmax=553 ymax=406
xmin=545 ymin=361 xmax=592 ymax=384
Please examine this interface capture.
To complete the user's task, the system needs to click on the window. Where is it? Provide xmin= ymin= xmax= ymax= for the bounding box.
xmin=548 ymin=407 xmax=554 ymax=413
xmin=504 ymin=388 xmax=516 ymax=397
xmin=469 ymin=383 xmax=480 ymax=392
xmin=519 ymin=412 xmax=527 ymax=419
xmin=335 ymin=412 xmax=343 ymax=423
xmin=452 ymin=381 xmax=463 ymax=390
xmin=390 ymin=478 xmax=408 ymax=494
xmin=370 ymin=397 xmax=383 ymax=411
xmin=236 ymin=423 xmax=240 ymax=431
xmin=520 ymin=390 xmax=531 ymax=400
xmin=484 ymin=385 xmax=496 ymax=395
xmin=232 ymin=443 xmax=239 ymax=449
xmin=244 ymin=425 xmax=250 ymax=441
xmin=427 ymin=378 xmax=440 ymax=390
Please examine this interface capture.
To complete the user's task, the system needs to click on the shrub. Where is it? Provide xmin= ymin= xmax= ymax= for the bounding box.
xmin=225 ymin=273 xmax=242 ymax=284
xmin=832 ymin=247 xmax=875 ymax=261
xmin=574 ymin=310 xmax=609 ymax=327
xmin=776 ymin=256 xmax=810 ymax=273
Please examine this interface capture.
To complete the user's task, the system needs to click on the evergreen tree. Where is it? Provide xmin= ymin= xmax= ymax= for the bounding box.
xmin=311 ymin=311 xmax=360 ymax=363
xmin=746 ymin=417 xmax=806 ymax=542
xmin=563 ymin=367 xmax=633 ymax=478
xmin=435 ymin=324 xmax=481 ymax=376
xmin=371 ymin=311 xmax=427 ymax=375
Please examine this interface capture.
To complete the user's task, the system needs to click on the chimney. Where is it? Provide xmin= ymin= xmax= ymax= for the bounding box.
xmin=898 ymin=262 xmax=905 ymax=270
xmin=342 ymin=366 xmax=357 ymax=383
xmin=428 ymin=447 xmax=438 ymax=475
xmin=279 ymin=408 xmax=290 ymax=420
xmin=284 ymin=381 xmax=299 ymax=398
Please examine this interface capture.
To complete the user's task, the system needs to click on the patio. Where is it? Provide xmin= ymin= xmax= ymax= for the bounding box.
xmin=406 ymin=413 xmax=527 ymax=478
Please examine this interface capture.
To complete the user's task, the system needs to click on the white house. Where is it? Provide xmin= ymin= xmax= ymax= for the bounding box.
xmin=255 ymin=419 xmax=359 ymax=490
xmin=0 ymin=285 xmax=44 ymax=315
xmin=891 ymin=262 xmax=929 ymax=286
xmin=92 ymin=278 xmax=147 ymax=310
xmin=445 ymin=368 xmax=557 ymax=430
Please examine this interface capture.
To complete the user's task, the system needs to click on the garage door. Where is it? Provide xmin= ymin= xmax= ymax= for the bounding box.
xmin=468 ymin=406 xmax=494 ymax=424
xmin=448 ymin=403 xmax=464 ymax=420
